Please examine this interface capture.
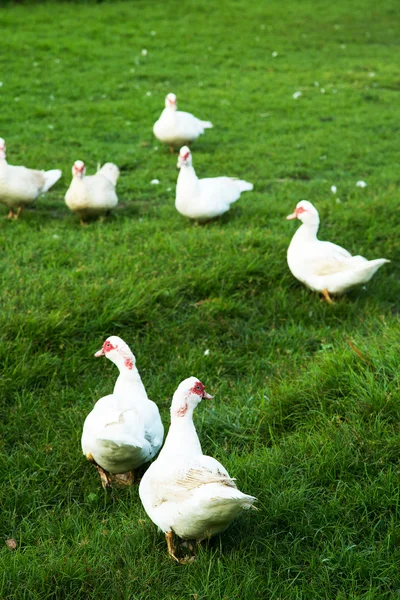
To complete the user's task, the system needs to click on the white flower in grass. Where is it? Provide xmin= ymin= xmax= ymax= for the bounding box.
xmin=368 ymin=72 xmax=376 ymax=77
xmin=150 ymin=179 xmax=160 ymax=185
xmin=48 ymin=124 xmax=54 ymax=130
xmin=356 ymin=180 xmax=367 ymax=188
xmin=314 ymin=81 xmax=319 ymax=87
xmin=146 ymin=91 xmax=152 ymax=96
xmin=293 ymin=91 xmax=302 ymax=99
xmin=167 ymin=187 xmax=172 ymax=192
xmin=141 ymin=49 xmax=148 ymax=56
xmin=150 ymin=31 xmax=156 ymax=36
xmin=204 ymin=349 xmax=210 ymax=356
xmin=330 ymin=185 xmax=337 ymax=194
xmin=0 ymin=82 xmax=3 ymax=87
xmin=320 ymin=88 xmax=325 ymax=93
xmin=272 ymin=51 xmax=278 ymax=57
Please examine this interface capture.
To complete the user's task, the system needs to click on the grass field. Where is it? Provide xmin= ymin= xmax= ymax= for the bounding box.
xmin=1 ymin=0 xmax=400 ymax=598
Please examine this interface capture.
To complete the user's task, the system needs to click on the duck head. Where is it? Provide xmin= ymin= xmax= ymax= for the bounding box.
xmin=72 ymin=160 xmax=86 ymax=178
xmin=165 ymin=93 xmax=177 ymax=110
xmin=177 ymin=146 xmax=192 ymax=168
xmin=95 ymin=335 xmax=136 ymax=372
xmin=286 ymin=200 xmax=320 ymax=226
xmin=170 ymin=376 xmax=213 ymax=418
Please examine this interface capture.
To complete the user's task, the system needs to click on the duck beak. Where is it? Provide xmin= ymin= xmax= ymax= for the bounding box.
xmin=286 ymin=211 xmax=297 ymax=220
xmin=94 ymin=348 xmax=105 ymax=357
xmin=203 ymin=391 xmax=214 ymax=400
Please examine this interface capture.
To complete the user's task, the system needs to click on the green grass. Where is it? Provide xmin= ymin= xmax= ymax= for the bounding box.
xmin=1 ymin=0 xmax=400 ymax=598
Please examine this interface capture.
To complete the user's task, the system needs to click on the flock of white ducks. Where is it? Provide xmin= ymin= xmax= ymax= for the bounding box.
xmin=2 ymin=92 xmax=391 ymax=561
xmin=0 ymin=93 xmax=389 ymax=300
xmin=82 ymin=336 xmax=255 ymax=562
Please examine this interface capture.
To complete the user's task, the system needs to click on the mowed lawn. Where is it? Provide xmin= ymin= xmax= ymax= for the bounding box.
xmin=1 ymin=0 xmax=400 ymax=598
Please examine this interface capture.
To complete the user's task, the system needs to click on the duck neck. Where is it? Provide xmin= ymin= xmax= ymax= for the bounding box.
xmin=162 ymin=106 xmax=177 ymax=121
xmin=0 ymin=156 xmax=7 ymax=178
xmin=293 ymin=219 xmax=319 ymax=243
xmin=161 ymin=412 xmax=202 ymax=459
xmin=112 ymin=360 xmax=148 ymax=401
xmin=177 ymin=164 xmax=198 ymax=193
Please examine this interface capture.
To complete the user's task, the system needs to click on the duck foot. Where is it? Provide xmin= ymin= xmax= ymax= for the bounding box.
xmin=165 ymin=531 xmax=196 ymax=564
xmin=85 ymin=453 xmax=112 ymax=488
xmin=178 ymin=555 xmax=195 ymax=565
xmin=8 ymin=206 xmax=22 ymax=219
xmin=321 ymin=288 xmax=333 ymax=304
xmin=165 ymin=531 xmax=179 ymax=562
xmin=114 ymin=471 xmax=135 ymax=486
xmin=96 ymin=465 xmax=113 ymax=488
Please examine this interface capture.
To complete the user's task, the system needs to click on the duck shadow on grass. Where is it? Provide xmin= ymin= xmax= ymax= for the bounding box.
xmin=11 ymin=201 xmax=146 ymax=224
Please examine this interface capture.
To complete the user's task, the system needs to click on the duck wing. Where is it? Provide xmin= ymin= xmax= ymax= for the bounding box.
xmin=151 ymin=456 xmax=236 ymax=508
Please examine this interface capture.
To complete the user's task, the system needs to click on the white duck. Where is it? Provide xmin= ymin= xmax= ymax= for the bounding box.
xmin=153 ymin=93 xmax=213 ymax=152
xmin=0 ymin=137 xmax=61 ymax=219
xmin=286 ymin=200 xmax=390 ymax=302
xmin=81 ymin=336 xmax=164 ymax=488
xmin=176 ymin=146 xmax=253 ymax=221
xmin=139 ymin=377 xmax=256 ymax=562
xmin=65 ymin=160 xmax=119 ymax=225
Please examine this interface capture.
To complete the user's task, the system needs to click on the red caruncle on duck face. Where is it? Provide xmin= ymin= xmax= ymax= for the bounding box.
xmin=189 ymin=381 xmax=213 ymax=399
xmin=103 ymin=340 xmax=116 ymax=353
xmin=295 ymin=205 xmax=306 ymax=217
xmin=94 ymin=338 xmax=116 ymax=357
xmin=191 ymin=381 xmax=205 ymax=396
